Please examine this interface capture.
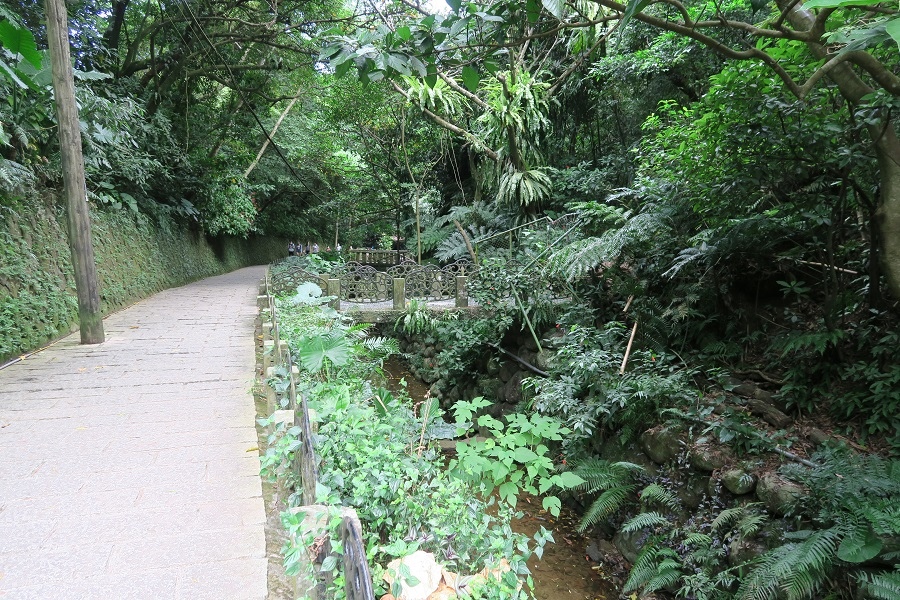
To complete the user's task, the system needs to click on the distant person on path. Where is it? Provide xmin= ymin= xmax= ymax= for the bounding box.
xmin=336 ymin=242 xmax=342 ymax=252
xmin=313 ymin=243 xmax=319 ymax=253
xmin=288 ymin=241 xmax=295 ymax=256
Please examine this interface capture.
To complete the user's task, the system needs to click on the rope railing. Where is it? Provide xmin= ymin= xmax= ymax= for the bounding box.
xmin=259 ymin=274 xmax=376 ymax=600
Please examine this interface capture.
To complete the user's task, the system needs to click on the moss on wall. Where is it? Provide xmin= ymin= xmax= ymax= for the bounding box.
xmin=0 ymin=194 xmax=285 ymax=362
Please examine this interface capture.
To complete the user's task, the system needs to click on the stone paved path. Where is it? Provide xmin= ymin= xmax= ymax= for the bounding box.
xmin=0 ymin=266 xmax=268 ymax=599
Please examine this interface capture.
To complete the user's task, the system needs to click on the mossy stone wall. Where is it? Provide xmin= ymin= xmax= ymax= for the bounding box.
xmin=0 ymin=194 xmax=285 ymax=362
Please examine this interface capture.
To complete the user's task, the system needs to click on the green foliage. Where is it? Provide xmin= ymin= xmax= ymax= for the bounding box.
xmin=730 ymin=450 xmax=900 ymax=600
xmin=0 ymin=196 xmax=282 ymax=361
xmin=199 ymin=176 xmax=257 ymax=237
xmin=571 ymin=459 xmax=643 ymax=531
xmin=447 ymin=397 xmax=584 ymax=517
xmin=394 ymin=298 xmax=435 ymax=335
xmin=269 ymin=297 xmax=551 ymax=598
xmin=529 ymin=322 xmax=695 ymax=446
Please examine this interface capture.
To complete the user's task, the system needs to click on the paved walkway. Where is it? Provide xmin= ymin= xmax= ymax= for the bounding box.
xmin=0 ymin=266 xmax=268 ymax=599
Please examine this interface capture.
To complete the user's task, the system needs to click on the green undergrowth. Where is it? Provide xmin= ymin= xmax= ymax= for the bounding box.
xmin=261 ymin=282 xmax=583 ymax=599
xmin=0 ymin=192 xmax=284 ymax=361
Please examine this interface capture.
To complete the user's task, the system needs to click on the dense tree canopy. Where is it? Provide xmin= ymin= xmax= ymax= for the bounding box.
xmin=2 ymin=0 xmax=900 ymax=595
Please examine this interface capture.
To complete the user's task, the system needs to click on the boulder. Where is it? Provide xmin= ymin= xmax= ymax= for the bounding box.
xmin=689 ymin=444 xmax=733 ymax=472
xmin=543 ymin=329 xmax=566 ymax=349
xmin=806 ymin=427 xmax=838 ymax=447
xmin=499 ymin=360 xmax=517 ymax=383
xmin=721 ymin=469 xmax=757 ymax=495
xmin=503 ymin=371 xmax=528 ymax=405
xmin=677 ymin=473 xmax=709 ymax=510
xmin=485 ymin=357 xmax=501 ymax=376
xmin=756 ymin=472 xmax=805 ymax=516
xmin=613 ymin=528 xmax=648 ymax=564
xmin=534 ymin=350 xmax=552 ymax=371
xmin=519 ymin=332 xmax=539 ymax=352
xmin=728 ymin=537 xmax=768 ymax=567
xmin=640 ymin=427 xmax=682 ymax=465
xmin=383 ymin=551 xmax=442 ymax=600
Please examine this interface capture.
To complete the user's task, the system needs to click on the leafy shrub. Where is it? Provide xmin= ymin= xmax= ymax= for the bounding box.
xmin=268 ymin=295 xmax=556 ymax=599
xmin=528 ymin=322 xmax=695 ymax=447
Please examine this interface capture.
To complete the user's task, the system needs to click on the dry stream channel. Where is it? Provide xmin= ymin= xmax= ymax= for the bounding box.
xmin=383 ymin=357 xmax=617 ymax=600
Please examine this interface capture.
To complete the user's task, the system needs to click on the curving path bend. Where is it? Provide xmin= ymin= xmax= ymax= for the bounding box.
xmin=0 ymin=266 xmax=268 ymax=599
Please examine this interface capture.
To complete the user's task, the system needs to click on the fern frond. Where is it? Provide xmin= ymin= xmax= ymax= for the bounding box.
xmin=577 ymin=484 xmax=637 ymax=531
xmin=712 ymin=503 xmax=765 ymax=536
xmin=621 ymin=511 xmax=670 ymax=533
xmin=738 ymin=513 xmax=769 ymax=538
xmin=572 ymin=458 xmax=643 ymax=493
xmin=646 ymin=557 xmax=682 ymax=593
xmin=640 ymin=483 xmax=679 ymax=510
xmin=624 ymin=545 xmax=681 ymax=594
xmin=624 ymin=543 xmax=662 ymax=593
xmin=857 ymin=568 xmax=900 ymax=600
xmin=736 ymin=527 xmax=843 ymax=600
xmin=683 ymin=532 xmax=712 ymax=547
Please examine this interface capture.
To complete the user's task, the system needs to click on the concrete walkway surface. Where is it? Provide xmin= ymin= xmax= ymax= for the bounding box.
xmin=0 ymin=266 xmax=269 ymax=599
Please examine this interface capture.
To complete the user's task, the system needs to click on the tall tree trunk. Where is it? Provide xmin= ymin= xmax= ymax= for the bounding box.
xmin=874 ymin=128 xmax=900 ymax=300
xmin=779 ymin=0 xmax=900 ymax=301
xmin=45 ymin=0 xmax=105 ymax=344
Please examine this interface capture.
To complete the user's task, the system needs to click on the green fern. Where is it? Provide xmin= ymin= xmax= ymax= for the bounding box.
xmin=621 ymin=511 xmax=670 ymax=533
xmin=857 ymin=568 xmax=900 ymax=600
xmin=578 ymin=485 xmax=637 ymax=532
xmin=624 ymin=544 xmax=683 ymax=594
xmin=735 ymin=527 xmax=844 ymax=600
xmin=573 ymin=459 xmax=643 ymax=531
xmin=640 ymin=483 xmax=680 ymax=510
xmin=546 ymin=206 xmax=671 ymax=281
xmin=712 ymin=502 xmax=768 ymax=538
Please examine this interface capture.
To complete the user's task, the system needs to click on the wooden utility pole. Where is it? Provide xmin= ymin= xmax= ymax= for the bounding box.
xmin=45 ymin=0 xmax=105 ymax=344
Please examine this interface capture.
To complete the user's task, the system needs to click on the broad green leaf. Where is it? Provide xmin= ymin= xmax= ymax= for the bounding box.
xmin=803 ymin=0 xmax=882 ymax=7
xmin=408 ymin=56 xmax=427 ymax=77
xmin=513 ymin=447 xmax=538 ymax=463
xmin=74 ymin=69 xmax=112 ymax=81
xmin=885 ymin=16 xmax=900 ymax=46
xmin=446 ymin=0 xmax=462 ymax=12
xmin=385 ymin=52 xmax=411 ymax=75
xmin=461 ymin=65 xmax=480 ymax=92
xmin=396 ymin=26 xmax=411 ymax=40
xmin=527 ymin=0 xmax=542 ymax=22
xmin=542 ymin=496 xmax=561 ymax=517
xmin=0 ymin=20 xmax=42 ymax=69
xmin=499 ymin=481 xmax=518 ymax=506
xmin=556 ymin=471 xmax=586 ymax=489
xmin=0 ymin=58 xmax=29 ymax=89
xmin=619 ymin=0 xmax=653 ymax=31
xmin=541 ymin=0 xmax=564 ymax=19
xmin=837 ymin=528 xmax=883 ymax=563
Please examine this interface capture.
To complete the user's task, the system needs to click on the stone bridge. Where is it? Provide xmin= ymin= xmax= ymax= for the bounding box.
xmin=269 ymin=259 xmax=477 ymax=321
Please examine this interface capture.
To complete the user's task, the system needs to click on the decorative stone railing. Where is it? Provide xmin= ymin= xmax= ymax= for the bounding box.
xmin=346 ymin=249 xmax=412 ymax=266
xmin=270 ymin=259 xmax=476 ymax=310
